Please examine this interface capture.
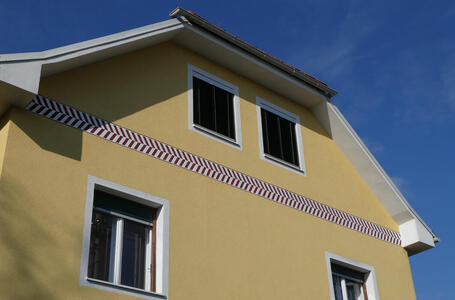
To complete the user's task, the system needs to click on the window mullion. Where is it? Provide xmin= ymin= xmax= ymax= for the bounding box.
xmin=113 ymin=218 xmax=124 ymax=285
xmin=145 ymin=228 xmax=152 ymax=291
xmin=196 ymin=79 xmax=202 ymax=125
xmin=341 ymin=278 xmax=348 ymax=300
xmin=226 ymin=92 xmax=231 ymax=138
xmin=362 ymin=282 xmax=368 ymax=300
xmin=107 ymin=217 xmax=117 ymax=283
xmin=276 ymin=115 xmax=284 ymax=160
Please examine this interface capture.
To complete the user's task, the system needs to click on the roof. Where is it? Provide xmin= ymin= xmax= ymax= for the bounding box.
xmin=0 ymin=7 xmax=437 ymax=254
xmin=169 ymin=8 xmax=337 ymax=98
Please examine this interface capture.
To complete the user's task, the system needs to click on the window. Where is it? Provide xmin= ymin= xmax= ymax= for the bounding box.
xmin=256 ymin=97 xmax=305 ymax=174
xmin=88 ymin=191 xmax=155 ymax=291
xmin=326 ymin=252 xmax=379 ymax=300
xmin=188 ymin=64 xmax=242 ymax=148
xmin=331 ymin=264 xmax=367 ymax=300
xmin=80 ymin=176 xmax=169 ymax=300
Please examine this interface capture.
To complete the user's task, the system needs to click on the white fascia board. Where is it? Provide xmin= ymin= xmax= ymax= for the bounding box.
xmin=311 ymin=100 xmax=437 ymax=254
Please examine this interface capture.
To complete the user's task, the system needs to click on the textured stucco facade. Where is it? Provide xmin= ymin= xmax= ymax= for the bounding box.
xmin=0 ymin=42 xmax=416 ymax=299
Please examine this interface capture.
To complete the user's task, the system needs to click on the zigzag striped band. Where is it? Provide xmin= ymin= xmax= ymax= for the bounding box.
xmin=25 ymin=95 xmax=401 ymax=246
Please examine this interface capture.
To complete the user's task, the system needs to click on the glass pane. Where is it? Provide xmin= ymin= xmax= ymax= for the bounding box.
xmin=120 ymin=219 xmax=148 ymax=289
xmin=346 ymin=280 xmax=363 ymax=300
xmin=227 ymin=93 xmax=235 ymax=139
xmin=88 ymin=211 xmax=114 ymax=282
xmin=94 ymin=190 xmax=155 ymax=223
xmin=214 ymin=86 xmax=235 ymax=139
xmin=279 ymin=117 xmax=298 ymax=166
xmin=332 ymin=275 xmax=343 ymax=300
xmin=331 ymin=264 xmax=365 ymax=282
xmin=194 ymin=77 xmax=215 ymax=131
xmin=261 ymin=109 xmax=270 ymax=154
xmin=263 ymin=110 xmax=282 ymax=159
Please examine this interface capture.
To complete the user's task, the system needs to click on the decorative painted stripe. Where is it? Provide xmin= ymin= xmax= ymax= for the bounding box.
xmin=25 ymin=95 xmax=401 ymax=246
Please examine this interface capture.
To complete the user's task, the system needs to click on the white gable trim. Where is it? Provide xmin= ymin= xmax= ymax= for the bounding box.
xmin=311 ymin=100 xmax=437 ymax=254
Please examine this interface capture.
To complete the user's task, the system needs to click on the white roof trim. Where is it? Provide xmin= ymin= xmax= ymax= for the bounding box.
xmin=311 ymin=100 xmax=437 ymax=254
xmin=0 ymin=18 xmax=183 ymax=63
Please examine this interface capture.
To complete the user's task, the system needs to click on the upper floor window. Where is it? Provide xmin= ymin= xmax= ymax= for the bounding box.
xmin=188 ymin=65 xmax=242 ymax=149
xmin=326 ymin=252 xmax=379 ymax=300
xmin=256 ymin=97 xmax=306 ymax=174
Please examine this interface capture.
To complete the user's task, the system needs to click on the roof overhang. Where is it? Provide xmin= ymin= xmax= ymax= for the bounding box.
xmin=0 ymin=16 xmax=331 ymax=108
xmin=0 ymin=8 xmax=437 ymax=254
xmin=312 ymin=100 xmax=438 ymax=255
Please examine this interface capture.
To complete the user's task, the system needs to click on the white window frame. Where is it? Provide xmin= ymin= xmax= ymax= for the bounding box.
xmin=325 ymin=252 xmax=380 ymax=300
xmin=188 ymin=64 xmax=242 ymax=149
xmin=80 ymin=175 xmax=169 ymax=300
xmin=256 ymin=97 xmax=306 ymax=175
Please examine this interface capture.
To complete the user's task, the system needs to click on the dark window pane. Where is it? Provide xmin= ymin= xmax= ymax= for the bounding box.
xmin=279 ymin=118 xmax=299 ymax=165
xmin=94 ymin=190 xmax=155 ymax=223
xmin=215 ymin=86 xmax=233 ymax=138
xmin=331 ymin=264 xmax=365 ymax=282
xmin=193 ymin=78 xmax=201 ymax=126
xmin=88 ymin=211 xmax=113 ymax=281
xmin=194 ymin=78 xmax=215 ymax=130
xmin=346 ymin=284 xmax=356 ymax=300
xmin=261 ymin=109 xmax=270 ymax=154
xmin=263 ymin=110 xmax=282 ymax=159
xmin=193 ymin=77 xmax=235 ymax=139
xmin=120 ymin=220 xmax=148 ymax=289
xmin=261 ymin=109 xmax=299 ymax=167
xmin=227 ymin=93 xmax=235 ymax=139
xmin=332 ymin=275 xmax=343 ymax=300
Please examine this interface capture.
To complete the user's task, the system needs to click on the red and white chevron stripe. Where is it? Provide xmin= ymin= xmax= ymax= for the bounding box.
xmin=25 ymin=95 xmax=401 ymax=246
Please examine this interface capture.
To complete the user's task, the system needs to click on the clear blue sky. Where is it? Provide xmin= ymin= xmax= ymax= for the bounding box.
xmin=2 ymin=1 xmax=453 ymax=298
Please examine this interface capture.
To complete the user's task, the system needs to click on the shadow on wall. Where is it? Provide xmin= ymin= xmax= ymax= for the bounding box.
xmin=0 ymin=175 xmax=80 ymax=299
xmin=13 ymin=108 xmax=83 ymax=161
xmin=16 ymin=42 xmax=331 ymax=162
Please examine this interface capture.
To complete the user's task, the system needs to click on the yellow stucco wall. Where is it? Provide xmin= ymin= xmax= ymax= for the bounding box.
xmin=0 ymin=42 xmax=416 ymax=299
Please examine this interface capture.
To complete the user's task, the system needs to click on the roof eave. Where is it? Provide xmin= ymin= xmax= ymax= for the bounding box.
xmin=170 ymin=7 xmax=338 ymax=98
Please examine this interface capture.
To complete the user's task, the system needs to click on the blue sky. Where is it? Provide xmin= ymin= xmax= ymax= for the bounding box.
xmin=2 ymin=0 xmax=453 ymax=298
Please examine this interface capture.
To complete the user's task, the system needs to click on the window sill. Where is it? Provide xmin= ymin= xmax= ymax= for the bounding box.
xmin=85 ymin=277 xmax=167 ymax=299
xmin=192 ymin=124 xmax=242 ymax=150
xmin=262 ymin=154 xmax=306 ymax=176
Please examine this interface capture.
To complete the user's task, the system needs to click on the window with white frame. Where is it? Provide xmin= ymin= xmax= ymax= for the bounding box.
xmin=80 ymin=176 xmax=169 ymax=300
xmin=326 ymin=252 xmax=379 ymax=300
xmin=188 ymin=64 xmax=242 ymax=149
xmin=256 ymin=97 xmax=305 ymax=174
xmin=331 ymin=263 xmax=367 ymax=300
xmin=88 ymin=190 xmax=155 ymax=290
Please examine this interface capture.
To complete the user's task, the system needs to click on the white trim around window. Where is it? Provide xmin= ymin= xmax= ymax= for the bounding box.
xmin=256 ymin=97 xmax=306 ymax=175
xmin=188 ymin=64 xmax=242 ymax=149
xmin=80 ymin=175 xmax=169 ymax=300
xmin=325 ymin=252 xmax=380 ymax=300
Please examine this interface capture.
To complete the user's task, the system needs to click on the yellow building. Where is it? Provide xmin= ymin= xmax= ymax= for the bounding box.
xmin=0 ymin=8 xmax=438 ymax=300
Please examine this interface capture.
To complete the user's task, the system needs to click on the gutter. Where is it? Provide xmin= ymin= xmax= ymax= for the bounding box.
xmin=170 ymin=7 xmax=338 ymax=99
